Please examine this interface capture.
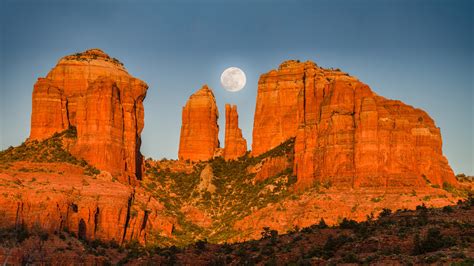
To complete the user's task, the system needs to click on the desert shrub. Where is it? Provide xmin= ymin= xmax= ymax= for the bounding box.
xmin=442 ymin=205 xmax=454 ymax=213
xmin=195 ymin=239 xmax=207 ymax=251
xmin=260 ymin=246 xmax=274 ymax=256
xmin=371 ymin=195 xmax=384 ymax=202
xmin=342 ymin=252 xmax=359 ymax=263
xmin=317 ymin=218 xmax=328 ymax=229
xmin=16 ymin=224 xmax=30 ymax=243
xmin=220 ymin=243 xmax=233 ymax=254
xmin=416 ymin=203 xmax=428 ymax=211
xmin=323 ymin=235 xmax=353 ymax=258
xmin=339 ymin=218 xmax=359 ymax=229
xmin=354 ymin=222 xmax=371 ymax=239
xmin=443 ymin=182 xmax=469 ymax=198
xmin=413 ymin=228 xmax=456 ymax=255
xmin=84 ymin=166 xmax=100 ymax=176
xmin=261 ymin=227 xmax=278 ymax=241
xmin=379 ymin=208 xmax=392 ymax=218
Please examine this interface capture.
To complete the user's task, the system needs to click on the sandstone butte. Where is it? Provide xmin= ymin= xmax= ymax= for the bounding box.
xmin=178 ymin=85 xmax=219 ymax=162
xmin=252 ymin=60 xmax=457 ymax=190
xmin=223 ymin=104 xmax=247 ymax=160
xmin=29 ymin=49 xmax=148 ymax=181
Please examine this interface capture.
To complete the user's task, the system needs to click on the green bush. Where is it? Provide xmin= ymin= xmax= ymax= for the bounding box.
xmin=342 ymin=252 xmax=359 ymax=263
xmin=339 ymin=218 xmax=359 ymax=229
xmin=442 ymin=205 xmax=454 ymax=213
xmin=379 ymin=208 xmax=392 ymax=218
xmin=413 ymin=228 xmax=456 ymax=255
xmin=318 ymin=218 xmax=328 ymax=229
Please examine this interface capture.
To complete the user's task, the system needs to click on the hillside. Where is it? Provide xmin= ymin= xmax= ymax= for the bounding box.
xmin=0 ymin=198 xmax=472 ymax=265
xmin=0 ymin=131 xmax=470 ymax=248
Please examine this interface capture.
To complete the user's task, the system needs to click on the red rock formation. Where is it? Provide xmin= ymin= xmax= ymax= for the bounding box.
xmin=0 ymin=162 xmax=175 ymax=245
xmin=178 ymin=85 xmax=219 ymax=162
xmin=29 ymin=49 xmax=147 ymax=180
xmin=253 ymin=60 xmax=457 ymax=189
xmin=252 ymin=61 xmax=302 ymax=156
xmin=224 ymin=104 xmax=247 ymax=160
xmin=247 ymin=156 xmax=290 ymax=182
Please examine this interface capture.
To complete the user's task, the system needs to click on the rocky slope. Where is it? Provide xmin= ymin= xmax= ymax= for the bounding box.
xmin=30 ymin=49 xmax=148 ymax=181
xmin=1 ymin=199 xmax=472 ymax=265
xmin=0 ymin=132 xmax=175 ymax=248
xmin=253 ymin=60 xmax=456 ymax=190
xmin=223 ymin=104 xmax=247 ymax=160
xmin=178 ymin=85 xmax=220 ymax=162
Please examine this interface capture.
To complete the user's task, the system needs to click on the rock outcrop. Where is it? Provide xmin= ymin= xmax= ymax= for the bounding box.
xmin=29 ymin=49 xmax=148 ymax=180
xmin=0 ymin=162 xmax=175 ymax=246
xmin=247 ymin=156 xmax=291 ymax=182
xmin=196 ymin=164 xmax=217 ymax=194
xmin=223 ymin=104 xmax=247 ymax=160
xmin=252 ymin=60 xmax=457 ymax=189
xmin=252 ymin=61 xmax=301 ymax=156
xmin=178 ymin=85 xmax=219 ymax=162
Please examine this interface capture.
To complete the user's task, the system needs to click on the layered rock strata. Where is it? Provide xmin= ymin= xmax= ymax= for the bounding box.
xmin=178 ymin=85 xmax=219 ymax=162
xmin=30 ymin=49 xmax=147 ymax=180
xmin=252 ymin=60 xmax=457 ymax=189
xmin=223 ymin=104 xmax=247 ymax=160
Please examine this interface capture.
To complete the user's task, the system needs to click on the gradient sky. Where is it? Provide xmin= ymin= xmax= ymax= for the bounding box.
xmin=1 ymin=0 xmax=472 ymax=175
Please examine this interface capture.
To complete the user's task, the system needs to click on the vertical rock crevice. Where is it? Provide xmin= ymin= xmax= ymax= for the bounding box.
xmin=121 ymin=190 xmax=135 ymax=245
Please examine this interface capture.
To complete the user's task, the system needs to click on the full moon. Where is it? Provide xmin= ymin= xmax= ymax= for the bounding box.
xmin=220 ymin=67 xmax=246 ymax=92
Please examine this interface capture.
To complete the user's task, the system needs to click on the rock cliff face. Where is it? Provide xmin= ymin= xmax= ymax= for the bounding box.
xmin=29 ymin=49 xmax=148 ymax=180
xmin=223 ymin=104 xmax=247 ymax=160
xmin=252 ymin=61 xmax=301 ymax=156
xmin=0 ymin=163 xmax=175 ymax=246
xmin=178 ymin=85 xmax=219 ymax=162
xmin=253 ymin=60 xmax=457 ymax=189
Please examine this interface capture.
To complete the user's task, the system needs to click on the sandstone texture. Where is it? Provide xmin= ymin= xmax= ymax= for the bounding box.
xmin=223 ymin=104 xmax=247 ymax=160
xmin=30 ymin=49 xmax=148 ymax=180
xmin=252 ymin=61 xmax=301 ymax=156
xmin=253 ymin=60 xmax=457 ymax=189
xmin=247 ymin=156 xmax=291 ymax=182
xmin=232 ymin=186 xmax=461 ymax=241
xmin=178 ymin=85 xmax=219 ymax=162
xmin=196 ymin=164 xmax=217 ymax=194
xmin=0 ymin=162 xmax=175 ymax=246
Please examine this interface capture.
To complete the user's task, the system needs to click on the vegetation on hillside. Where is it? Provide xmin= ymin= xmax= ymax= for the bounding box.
xmin=1 ymin=198 xmax=472 ymax=265
xmin=142 ymin=138 xmax=297 ymax=246
xmin=0 ymin=127 xmax=100 ymax=176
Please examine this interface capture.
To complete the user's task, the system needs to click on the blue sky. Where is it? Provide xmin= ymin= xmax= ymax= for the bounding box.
xmin=1 ymin=0 xmax=472 ymax=174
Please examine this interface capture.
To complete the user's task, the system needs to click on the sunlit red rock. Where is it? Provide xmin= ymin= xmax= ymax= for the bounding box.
xmin=253 ymin=60 xmax=457 ymax=189
xmin=178 ymin=85 xmax=219 ymax=162
xmin=224 ymin=104 xmax=247 ymax=160
xmin=247 ymin=156 xmax=290 ymax=182
xmin=29 ymin=49 xmax=148 ymax=180
xmin=252 ymin=61 xmax=302 ymax=156
xmin=0 ymin=162 xmax=175 ymax=245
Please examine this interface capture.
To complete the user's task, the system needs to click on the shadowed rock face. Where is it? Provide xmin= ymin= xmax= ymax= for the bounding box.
xmin=178 ymin=85 xmax=219 ymax=162
xmin=29 ymin=49 xmax=148 ymax=180
xmin=224 ymin=104 xmax=247 ymax=160
xmin=253 ymin=60 xmax=457 ymax=189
